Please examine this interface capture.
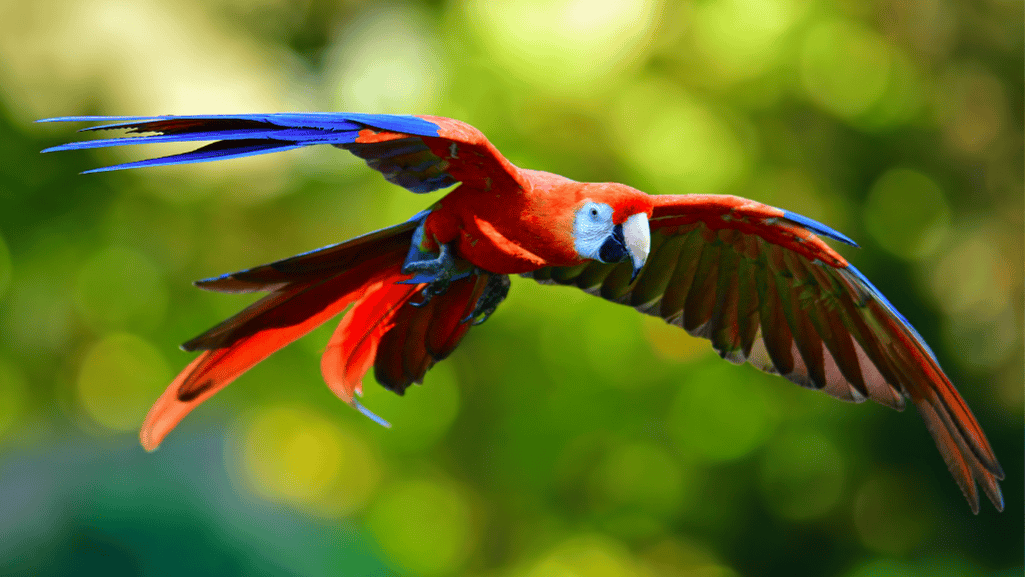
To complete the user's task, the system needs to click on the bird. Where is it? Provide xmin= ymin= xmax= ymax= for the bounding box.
xmin=41 ymin=112 xmax=1004 ymax=513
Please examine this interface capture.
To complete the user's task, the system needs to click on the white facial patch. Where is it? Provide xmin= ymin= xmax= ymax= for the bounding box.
xmin=573 ymin=201 xmax=615 ymax=260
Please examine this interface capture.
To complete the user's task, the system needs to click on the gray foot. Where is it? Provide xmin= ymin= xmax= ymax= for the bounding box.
xmin=463 ymin=273 xmax=510 ymax=325
xmin=402 ymin=242 xmax=456 ymax=307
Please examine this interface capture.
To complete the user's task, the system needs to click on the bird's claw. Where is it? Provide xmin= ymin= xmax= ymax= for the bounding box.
xmin=401 ymin=241 xmax=509 ymax=321
xmin=462 ymin=273 xmax=510 ymax=325
xmin=469 ymin=308 xmax=495 ymax=326
xmin=410 ymin=276 xmax=452 ymax=307
xmin=403 ymin=241 xmax=456 ymax=307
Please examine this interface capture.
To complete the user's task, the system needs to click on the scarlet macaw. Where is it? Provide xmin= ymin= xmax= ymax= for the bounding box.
xmin=42 ymin=112 xmax=1003 ymax=513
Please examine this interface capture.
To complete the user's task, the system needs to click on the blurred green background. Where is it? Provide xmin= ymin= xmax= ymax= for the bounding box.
xmin=0 ymin=0 xmax=1022 ymax=575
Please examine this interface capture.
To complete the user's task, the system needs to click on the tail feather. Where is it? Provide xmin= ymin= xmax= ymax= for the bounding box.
xmin=372 ymin=274 xmax=487 ymax=395
xmin=140 ymin=271 xmax=368 ymax=451
xmin=424 ymin=274 xmax=487 ymax=361
xmin=181 ymin=279 xmax=320 ymax=352
xmin=321 ymin=271 xmax=490 ymax=399
xmin=400 ymin=296 xmax=435 ymax=383
xmin=194 ymin=217 xmax=421 ymax=294
xmin=140 ymin=220 xmax=417 ymax=451
xmin=375 ymin=296 xmax=418 ymax=390
xmin=181 ymin=252 xmax=405 ymax=351
xmin=320 ymin=273 xmax=420 ymax=404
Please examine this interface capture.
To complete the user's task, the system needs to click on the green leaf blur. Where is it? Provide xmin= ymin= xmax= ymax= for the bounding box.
xmin=0 ymin=0 xmax=1021 ymax=575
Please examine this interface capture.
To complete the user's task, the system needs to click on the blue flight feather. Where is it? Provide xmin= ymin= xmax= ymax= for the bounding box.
xmin=782 ymin=210 xmax=859 ymax=247
xmin=42 ymin=129 xmax=340 ymax=152
xmin=39 ymin=113 xmax=443 ymax=173
xmin=38 ymin=113 xmax=440 ymax=137
xmin=81 ymin=141 xmax=306 ymax=173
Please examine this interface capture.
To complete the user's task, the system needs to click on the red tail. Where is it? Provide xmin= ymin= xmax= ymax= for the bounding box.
xmin=140 ymin=221 xmax=487 ymax=451
xmin=320 ymin=271 xmax=487 ymax=404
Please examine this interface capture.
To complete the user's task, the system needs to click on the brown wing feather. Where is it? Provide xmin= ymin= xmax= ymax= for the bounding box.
xmin=522 ymin=206 xmax=1003 ymax=513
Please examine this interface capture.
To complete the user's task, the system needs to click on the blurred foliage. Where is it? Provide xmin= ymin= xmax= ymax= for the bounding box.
xmin=0 ymin=0 xmax=1022 ymax=575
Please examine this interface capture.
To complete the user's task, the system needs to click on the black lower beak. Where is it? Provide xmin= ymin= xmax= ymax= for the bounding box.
xmin=599 ymin=225 xmax=643 ymax=283
xmin=598 ymin=224 xmax=627 ymax=263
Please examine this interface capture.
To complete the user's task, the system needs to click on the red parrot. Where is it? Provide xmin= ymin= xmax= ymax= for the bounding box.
xmin=42 ymin=112 xmax=1003 ymax=513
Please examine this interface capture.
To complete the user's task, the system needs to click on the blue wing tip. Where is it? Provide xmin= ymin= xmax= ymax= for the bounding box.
xmin=36 ymin=116 xmax=85 ymax=123
xmin=194 ymin=271 xmax=237 ymax=286
xmin=352 ymin=398 xmax=391 ymax=428
xmin=38 ymin=115 xmax=154 ymax=124
xmin=782 ymin=210 xmax=860 ymax=248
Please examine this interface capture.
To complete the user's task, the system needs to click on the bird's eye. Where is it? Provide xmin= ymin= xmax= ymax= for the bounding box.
xmin=590 ymin=208 xmax=598 ymax=217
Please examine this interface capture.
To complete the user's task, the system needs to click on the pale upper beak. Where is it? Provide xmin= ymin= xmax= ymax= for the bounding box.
xmin=622 ymin=212 xmax=650 ymax=282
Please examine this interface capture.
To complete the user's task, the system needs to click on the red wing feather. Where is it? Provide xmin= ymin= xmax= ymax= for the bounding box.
xmin=524 ymin=195 xmax=1004 ymax=512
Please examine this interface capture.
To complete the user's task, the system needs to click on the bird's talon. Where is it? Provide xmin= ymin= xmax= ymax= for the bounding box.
xmin=461 ymin=274 xmax=510 ymax=325
xmin=410 ymin=276 xmax=451 ymax=308
xmin=471 ymin=311 xmax=494 ymax=326
xmin=402 ymin=240 xmax=457 ymax=308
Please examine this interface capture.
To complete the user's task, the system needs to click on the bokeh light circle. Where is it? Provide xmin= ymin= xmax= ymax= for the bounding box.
xmin=367 ymin=478 xmax=474 ymax=576
xmin=759 ymin=429 xmax=845 ymax=520
xmin=669 ymin=362 xmax=777 ymax=461
xmin=234 ymin=405 xmax=381 ymax=516
xmin=462 ymin=0 xmax=660 ymax=96
xmin=522 ymin=534 xmax=641 ymax=577
xmin=0 ymin=358 xmax=29 ymax=440
xmin=0 ymin=230 xmax=11 ymax=300
xmin=853 ymin=473 xmax=936 ymax=554
xmin=76 ymin=332 xmax=170 ymax=432
xmin=801 ymin=20 xmax=892 ymax=120
xmin=73 ymin=246 xmax=169 ymax=332
xmin=613 ymin=78 xmax=749 ymax=195
xmin=864 ymin=168 xmax=950 ymax=260
xmin=589 ymin=442 xmax=687 ymax=517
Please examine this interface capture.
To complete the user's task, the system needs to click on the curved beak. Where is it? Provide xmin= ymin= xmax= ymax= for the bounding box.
xmin=622 ymin=212 xmax=650 ymax=282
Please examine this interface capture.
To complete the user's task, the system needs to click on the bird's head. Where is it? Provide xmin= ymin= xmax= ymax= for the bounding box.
xmin=572 ymin=197 xmax=651 ymax=281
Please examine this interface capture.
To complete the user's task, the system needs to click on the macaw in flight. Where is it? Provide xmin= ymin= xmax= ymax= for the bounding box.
xmin=42 ymin=112 xmax=1003 ymax=513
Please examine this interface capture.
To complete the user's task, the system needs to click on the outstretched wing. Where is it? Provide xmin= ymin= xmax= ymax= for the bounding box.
xmin=39 ymin=113 xmax=526 ymax=194
xmin=524 ymin=194 xmax=1004 ymax=513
